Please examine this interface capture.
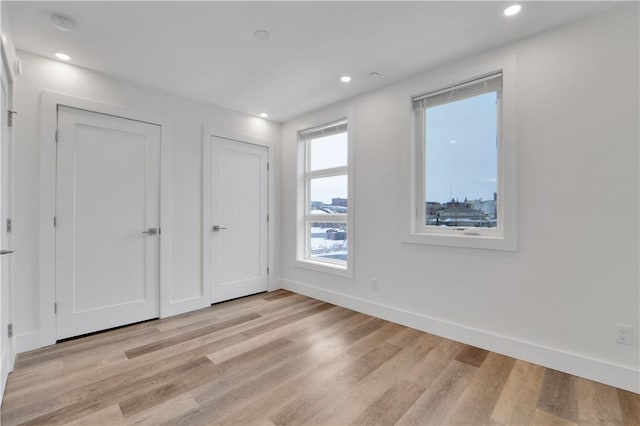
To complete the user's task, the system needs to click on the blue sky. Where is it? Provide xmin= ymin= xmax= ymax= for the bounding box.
xmin=425 ymin=92 xmax=498 ymax=203
xmin=308 ymin=93 xmax=498 ymax=206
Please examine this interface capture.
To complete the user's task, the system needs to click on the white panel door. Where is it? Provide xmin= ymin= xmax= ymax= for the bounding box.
xmin=211 ymin=137 xmax=268 ymax=303
xmin=56 ymin=106 xmax=160 ymax=339
xmin=0 ymin=63 xmax=14 ymax=398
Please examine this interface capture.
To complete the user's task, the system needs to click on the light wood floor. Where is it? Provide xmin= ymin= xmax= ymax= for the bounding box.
xmin=1 ymin=290 xmax=638 ymax=426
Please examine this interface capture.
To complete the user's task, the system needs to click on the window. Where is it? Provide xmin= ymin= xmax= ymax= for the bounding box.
xmin=298 ymin=119 xmax=352 ymax=273
xmin=409 ymin=68 xmax=516 ymax=250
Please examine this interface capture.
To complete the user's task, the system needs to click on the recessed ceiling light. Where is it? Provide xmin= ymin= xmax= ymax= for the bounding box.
xmin=340 ymin=76 xmax=352 ymax=83
xmin=55 ymin=52 xmax=71 ymax=61
xmin=504 ymin=5 xmax=521 ymax=16
xmin=50 ymin=14 xmax=76 ymax=32
xmin=254 ymin=29 xmax=270 ymax=42
xmin=259 ymin=113 xmax=269 ymax=118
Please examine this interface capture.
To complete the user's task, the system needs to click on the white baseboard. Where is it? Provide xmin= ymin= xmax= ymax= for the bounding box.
xmin=269 ymin=278 xmax=283 ymax=292
xmin=282 ymin=279 xmax=639 ymax=394
xmin=15 ymin=331 xmax=55 ymax=354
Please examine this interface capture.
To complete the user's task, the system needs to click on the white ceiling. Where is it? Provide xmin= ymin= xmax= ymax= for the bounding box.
xmin=6 ymin=1 xmax=617 ymax=122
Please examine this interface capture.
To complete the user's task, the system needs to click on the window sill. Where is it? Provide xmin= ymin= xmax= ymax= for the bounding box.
xmin=403 ymin=231 xmax=516 ymax=251
xmin=295 ymin=258 xmax=353 ymax=278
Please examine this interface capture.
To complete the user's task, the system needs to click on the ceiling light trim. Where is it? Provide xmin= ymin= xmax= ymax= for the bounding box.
xmin=49 ymin=14 xmax=76 ymax=32
xmin=504 ymin=5 xmax=522 ymax=16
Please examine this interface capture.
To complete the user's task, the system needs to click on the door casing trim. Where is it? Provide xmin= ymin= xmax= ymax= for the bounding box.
xmin=202 ymin=126 xmax=277 ymax=305
xmin=0 ymin=33 xmax=16 ymax=400
xmin=26 ymin=91 xmax=173 ymax=351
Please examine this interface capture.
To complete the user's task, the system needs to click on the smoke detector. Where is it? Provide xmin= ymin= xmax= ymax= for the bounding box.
xmin=253 ymin=29 xmax=270 ymax=42
xmin=50 ymin=14 xmax=76 ymax=32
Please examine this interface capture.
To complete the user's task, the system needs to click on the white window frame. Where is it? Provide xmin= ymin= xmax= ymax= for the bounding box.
xmin=405 ymin=57 xmax=517 ymax=251
xmin=296 ymin=113 xmax=354 ymax=277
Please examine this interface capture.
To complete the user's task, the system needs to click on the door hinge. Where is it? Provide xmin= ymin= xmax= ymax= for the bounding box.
xmin=267 ymin=267 xmax=269 ymax=275
xmin=53 ymin=216 xmax=57 ymax=227
xmin=267 ymin=162 xmax=270 ymax=171
xmin=54 ymin=303 xmax=57 ymax=314
xmin=7 ymin=110 xmax=16 ymax=128
xmin=6 ymin=218 xmax=12 ymax=233
xmin=266 ymin=214 xmax=269 ymax=223
xmin=55 ymin=129 xmax=59 ymax=142
xmin=7 ymin=323 xmax=13 ymax=338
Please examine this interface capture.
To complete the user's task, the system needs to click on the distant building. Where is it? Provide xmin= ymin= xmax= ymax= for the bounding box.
xmin=470 ymin=199 xmax=497 ymax=217
xmin=332 ymin=198 xmax=348 ymax=207
xmin=425 ymin=198 xmax=496 ymax=228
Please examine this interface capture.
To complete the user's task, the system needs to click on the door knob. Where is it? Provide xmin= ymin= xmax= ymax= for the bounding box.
xmin=142 ymin=228 xmax=159 ymax=235
xmin=0 ymin=250 xmax=14 ymax=255
xmin=212 ymin=225 xmax=228 ymax=231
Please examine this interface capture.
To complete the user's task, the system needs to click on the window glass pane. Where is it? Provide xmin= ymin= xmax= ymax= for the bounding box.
xmin=309 ymin=132 xmax=348 ymax=171
xmin=309 ymin=222 xmax=348 ymax=262
xmin=309 ymin=175 xmax=348 ymax=214
xmin=425 ymin=91 xmax=498 ymax=228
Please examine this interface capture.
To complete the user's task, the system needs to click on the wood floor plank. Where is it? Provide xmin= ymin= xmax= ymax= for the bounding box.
xmin=490 ymin=360 xmax=545 ymax=425
xmin=455 ymin=344 xmax=490 ymax=367
xmin=263 ymin=291 xmax=295 ymax=301
xmin=385 ymin=327 xmax=426 ymax=348
xmin=215 ymin=353 xmax=354 ymax=426
xmin=125 ymin=394 xmax=200 ymax=425
xmin=533 ymin=408 xmax=579 ymax=425
xmin=340 ymin=317 xmax=387 ymax=344
xmin=2 ymin=326 xmax=252 ymax=413
xmin=124 ymin=312 xmax=261 ymax=358
xmin=618 ymin=389 xmax=640 ymax=426
xmin=142 ymin=305 xmax=361 ymax=415
xmin=171 ymin=359 xmax=304 ymax=426
xmin=15 ymin=325 xmax=161 ymax=370
xmin=214 ymin=311 xmax=384 ymax=426
xmin=207 ymin=304 xmax=353 ymax=364
xmin=443 ymin=352 xmax=516 ymax=425
xmin=405 ymin=338 xmax=465 ymax=387
xmin=19 ymin=357 xmax=218 ymax=425
xmin=1 ymin=331 xmax=248 ymax=413
xmin=188 ymin=338 xmax=306 ymax=407
xmin=118 ymin=355 xmax=223 ymax=418
xmin=396 ymin=359 xmax=477 ymax=426
xmin=1 ymin=290 xmax=634 ymax=426
xmin=240 ymin=302 xmax=333 ymax=340
xmin=537 ymin=369 xmax=580 ymax=423
xmin=574 ymin=377 xmax=624 ymax=425
xmin=269 ymin=342 xmax=402 ymax=426
xmin=66 ymin=404 xmax=126 ymax=426
xmin=307 ymin=345 xmax=428 ymax=426
xmin=346 ymin=321 xmax=405 ymax=358
xmin=350 ymin=379 xmax=425 ymax=426
xmin=205 ymin=301 xmax=337 ymax=362
xmin=406 ymin=331 xmax=444 ymax=357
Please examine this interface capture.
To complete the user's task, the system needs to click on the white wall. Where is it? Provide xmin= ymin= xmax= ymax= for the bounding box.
xmin=12 ymin=51 xmax=281 ymax=351
xmin=281 ymin=4 xmax=639 ymax=392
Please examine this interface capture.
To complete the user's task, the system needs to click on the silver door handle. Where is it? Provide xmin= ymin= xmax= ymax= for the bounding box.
xmin=0 ymin=250 xmax=14 ymax=255
xmin=142 ymin=228 xmax=159 ymax=235
xmin=212 ymin=225 xmax=228 ymax=231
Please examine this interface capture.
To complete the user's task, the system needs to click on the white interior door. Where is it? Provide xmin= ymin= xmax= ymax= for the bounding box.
xmin=56 ymin=106 xmax=160 ymax=340
xmin=211 ymin=137 xmax=268 ymax=303
xmin=0 ymin=61 xmax=14 ymax=399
